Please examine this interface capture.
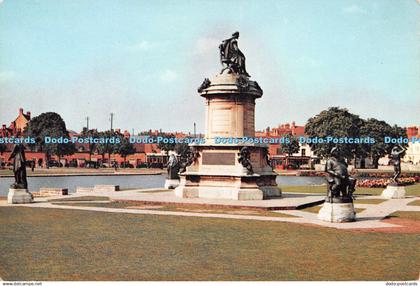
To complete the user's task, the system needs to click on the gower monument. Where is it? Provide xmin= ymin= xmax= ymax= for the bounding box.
xmin=7 ymin=144 xmax=33 ymax=204
xmin=318 ymin=147 xmax=356 ymax=222
xmin=174 ymin=32 xmax=280 ymax=200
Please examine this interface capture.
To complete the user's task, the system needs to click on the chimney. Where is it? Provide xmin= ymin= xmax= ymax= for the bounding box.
xmin=2 ymin=124 xmax=5 ymax=130
xmin=26 ymin=111 xmax=31 ymax=119
xmin=19 ymin=108 xmax=23 ymax=115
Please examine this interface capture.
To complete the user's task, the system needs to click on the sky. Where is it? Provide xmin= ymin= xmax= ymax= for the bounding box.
xmin=0 ymin=0 xmax=419 ymax=133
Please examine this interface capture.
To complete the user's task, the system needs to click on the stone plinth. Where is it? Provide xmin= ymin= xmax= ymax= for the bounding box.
xmin=317 ymin=202 xmax=356 ymax=223
xmin=34 ymin=188 xmax=68 ymax=197
xmin=76 ymin=187 xmax=94 ymax=193
xmin=7 ymin=188 xmax=34 ymax=204
xmin=382 ymin=184 xmax=406 ymax=199
xmin=175 ymin=71 xmax=279 ymax=201
xmin=202 ymin=72 xmax=262 ymax=139
xmin=164 ymin=179 xmax=180 ymax=189
xmin=94 ymin=185 xmax=120 ymax=192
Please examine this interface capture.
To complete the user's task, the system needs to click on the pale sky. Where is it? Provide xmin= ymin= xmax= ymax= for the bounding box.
xmin=0 ymin=0 xmax=419 ymax=133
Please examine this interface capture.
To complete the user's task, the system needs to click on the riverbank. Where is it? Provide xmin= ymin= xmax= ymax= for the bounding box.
xmin=0 ymin=167 xmax=165 ymax=177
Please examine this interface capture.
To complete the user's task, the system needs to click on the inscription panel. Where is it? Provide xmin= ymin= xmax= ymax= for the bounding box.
xmin=202 ymin=152 xmax=236 ymax=165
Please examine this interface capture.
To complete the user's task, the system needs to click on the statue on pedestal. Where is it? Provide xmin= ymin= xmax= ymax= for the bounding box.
xmin=9 ymin=144 xmax=28 ymax=189
xmin=324 ymin=147 xmax=356 ymax=203
xmin=318 ymin=147 xmax=356 ymax=222
xmin=7 ymin=144 xmax=33 ymax=204
xmin=166 ymin=154 xmax=180 ymax=180
xmin=219 ymin=31 xmax=250 ymax=77
xmin=381 ymin=144 xmax=407 ymax=198
xmin=389 ymin=144 xmax=406 ymax=183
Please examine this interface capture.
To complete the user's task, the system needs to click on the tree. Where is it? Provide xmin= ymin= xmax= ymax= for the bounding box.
xmin=305 ymin=107 xmax=363 ymax=160
xmin=25 ymin=112 xmax=75 ymax=167
xmin=81 ymin=128 xmax=99 ymax=161
xmin=359 ymin=118 xmax=393 ymax=168
xmin=174 ymin=142 xmax=190 ymax=155
xmin=95 ymin=130 xmax=120 ymax=167
xmin=279 ymin=133 xmax=300 ymax=167
xmin=117 ymin=136 xmax=136 ymax=166
xmin=157 ymin=133 xmax=176 ymax=155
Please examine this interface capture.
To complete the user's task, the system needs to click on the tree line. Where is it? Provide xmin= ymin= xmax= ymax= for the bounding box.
xmin=23 ymin=112 xmax=135 ymax=167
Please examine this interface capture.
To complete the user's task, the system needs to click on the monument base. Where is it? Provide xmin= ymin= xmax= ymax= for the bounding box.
xmin=164 ymin=179 xmax=180 ymax=190
xmin=317 ymin=202 xmax=356 ymax=223
xmin=174 ymin=173 xmax=281 ymax=200
xmin=7 ymin=188 xmax=34 ymax=204
xmin=382 ymin=184 xmax=406 ymax=199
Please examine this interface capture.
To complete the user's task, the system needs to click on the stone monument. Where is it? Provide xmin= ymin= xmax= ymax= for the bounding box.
xmin=174 ymin=32 xmax=280 ymax=200
xmin=318 ymin=147 xmax=356 ymax=222
xmin=7 ymin=144 xmax=33 ymax=204
xmin=382 ymin=145 xmax=406 ymax=199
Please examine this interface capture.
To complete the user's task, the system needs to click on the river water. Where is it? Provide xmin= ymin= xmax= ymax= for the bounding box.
xmin=0 ymin=175 xmax=325 ymax=196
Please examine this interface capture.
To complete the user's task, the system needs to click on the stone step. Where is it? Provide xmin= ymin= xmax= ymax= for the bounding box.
xmin=33 ymin=188 xmax=68 ymax=197
xmin=94 ymin=185 xmax=120 ymax=192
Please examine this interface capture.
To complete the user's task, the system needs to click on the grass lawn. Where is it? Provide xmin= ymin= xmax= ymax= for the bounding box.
xmin=0 ymin=207 xmax=419 ymax=281
xmin=388 ymin=211 xmax=420 ymax=221
xmin=353 ymin=199 xmax=387 ymax=204
xmin=282 ymin=183 xmax=420 ymax=196
xmin=51 ymin=201 xmax=295 ymax=218
xmin=408 ymin=200 xmax=420 ymax=206
xmin=48 ymin=196 xmax=110 ymax=202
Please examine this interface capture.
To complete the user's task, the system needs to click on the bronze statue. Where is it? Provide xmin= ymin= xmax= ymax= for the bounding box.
xmin=262 ymin=147 xmax=271 ymax=167
xmin=8 ymin=144 xmax=28 ymax=189
xmin=166 ymin=154 xmax=180 ymax=180
xmin=179 ymin=147 xmax=199 ymax=173
xmin=325 ymin=147 xmax=356 ymax=203
xmin=219 ymin=32 xmax=250 ymax=77
xmin=238 ymin=147 xmax=253 ymax=175
xmin=389 ymin=144 xmax=406 ymax=183
xmin=198 ymin=78 xmax=211 ymax=93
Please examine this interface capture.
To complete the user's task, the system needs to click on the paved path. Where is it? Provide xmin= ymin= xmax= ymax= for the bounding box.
xmin=2 ymin=194 xmax=419 ymax=230
xmin=2 ymin=188 xmax=419 ymax=230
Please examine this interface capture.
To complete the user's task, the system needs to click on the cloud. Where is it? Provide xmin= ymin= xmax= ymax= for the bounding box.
xmin=195 ymin=37 xmax=220 ymax=55
xmin=0 ymin=71 xmax=16 ymax=82
xmin=159 ymin=69 xmax=177 ymax=82
xmin=127 ymin=40 xmax=155 ymax=52
xmin=342 ymin=5 xmax=367 ymax=14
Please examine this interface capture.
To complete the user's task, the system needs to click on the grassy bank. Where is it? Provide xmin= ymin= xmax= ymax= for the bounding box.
xmin=0 ymin=207 xmax=418 ymax=281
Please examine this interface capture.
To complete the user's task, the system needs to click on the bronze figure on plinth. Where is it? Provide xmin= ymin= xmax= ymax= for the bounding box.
xmin=219 ymin=31 xmax=250 ymax=77
xmin=8 ymin=144 xmax=28 ymax=189
xmin=325 ymin=147 xmax=356 ymax=203
xmin=166 ymin=154 xmax=180 ymax=180
xmin=389 ymin=144 xmax=406 ymax=184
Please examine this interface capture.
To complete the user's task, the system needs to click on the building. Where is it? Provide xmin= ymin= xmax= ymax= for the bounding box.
xmin=404 ymin=126 xmax=420 ymax=165
xmin=256 ymin=122 xmax=318 ymax=169
xmin=0 ymin=108 xmax=31 ymax=137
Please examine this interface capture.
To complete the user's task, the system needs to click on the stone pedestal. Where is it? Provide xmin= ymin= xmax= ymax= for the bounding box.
xmin=175 ymin=72 xmax=280 ymax=201
xmin=317 ymin=202 xmax=356 ymax=223
xmin=382 ymin=184 xmax=406 ymax=199
xmin=7 ymin=188 xmax=34 ymax=204
xmin=164 ymin=179 xmax=180 ymax=189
